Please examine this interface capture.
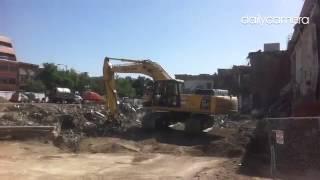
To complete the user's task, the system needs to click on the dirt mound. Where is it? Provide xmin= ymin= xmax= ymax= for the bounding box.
xmin=139 ymin=138 xmax=187 ymax=155
xmin=131 ymin=153 xmax=156 ymax=163
xmin=196 ymin=140 xmax=244 ymax=157
xmin=74 ymin=118 xmax=255 ymax=158
xmin=0 ymin=97 xmax=9 ymax=103
xmin=77 ymin=137 xmax=191 ymax=155
xmin=79 ymin=137 xmax=140 ymax=153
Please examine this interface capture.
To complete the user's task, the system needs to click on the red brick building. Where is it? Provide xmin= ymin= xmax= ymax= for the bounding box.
xmin=0 ymin=35 xmax=39 ymax=91
xmin=0 ymin=36 xmax=18 ymax=90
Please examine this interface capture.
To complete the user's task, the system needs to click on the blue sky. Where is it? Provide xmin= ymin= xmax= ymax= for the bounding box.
xmin=1 ymin=0 xmax=303 ymax=77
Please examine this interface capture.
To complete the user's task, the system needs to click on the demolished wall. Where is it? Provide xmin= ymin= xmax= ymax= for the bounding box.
xmin=289 ymin=0 xmax=320 ymax=115
xmin=248 ymin=51 xmax=291 ymax=112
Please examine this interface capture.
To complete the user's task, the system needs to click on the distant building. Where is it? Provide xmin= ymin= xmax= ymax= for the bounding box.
xmin=214 ymin=68 xmax=234 ymax=91
xmin=0 ymin=35 xmax=39 ymax=91
xmin=175 ymin=74 xmax=215 ymax=93
xmin=0 ymin=36 xmax=18 ymax=90
xmin=248 ymin=47 xmax=290 ymax=112
xmin=264 ymin=43 xmax=280 ymax=52
xmin=230 ymin=65 xmax=252 ymax=113
xmin=18 ymin=62 xmax=39 ymax=88
xmin=213 ymin=66 xmax=252 ymax=113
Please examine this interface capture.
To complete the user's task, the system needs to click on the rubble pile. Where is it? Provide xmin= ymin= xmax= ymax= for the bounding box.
xmin=204 ymin=119 xmax=256 ymax=157
xmin=0 ymin=103 xmax=258 ymax=159
xmin=0 ymin=103 xmax=141 ymax=150
xmin=0 ymin=104 xmax=59 ymax=126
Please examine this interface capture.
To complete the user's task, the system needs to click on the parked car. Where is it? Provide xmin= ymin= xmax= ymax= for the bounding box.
xmin=73 ymin=94 xmax=83 ymax=104
xmin=82 ymin=91 xmax=104 ymax=103
xmin=10 ymin=91 xmax=29 ymax=103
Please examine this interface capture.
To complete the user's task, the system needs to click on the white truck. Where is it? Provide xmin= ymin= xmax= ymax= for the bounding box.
xmin=49 ymin=87 xmax=81 ymax=103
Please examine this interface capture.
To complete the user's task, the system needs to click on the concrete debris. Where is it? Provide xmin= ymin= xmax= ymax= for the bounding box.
xmin=0 ymin=103 xmax=143 ymax=150
xmin=0 ymin=125 xmax=55 ymax=139
xmin=0 ymin=103 xmax=258 ymax=157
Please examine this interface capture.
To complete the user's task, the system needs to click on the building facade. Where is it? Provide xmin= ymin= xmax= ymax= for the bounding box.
xmin=175 ymin=74 xmax=215 ymax=93
xmin=248 ymin=46 xmax=291 ymax=112
xmin=0 ymin=36 xmax=18 ymax=90
xmin=287 ymin=0 xmax=320 ymax=116
xmin=0 ymin=35 xmax=39 ymax=91
xmin=18 ymin=62 xmax=39 ymax=88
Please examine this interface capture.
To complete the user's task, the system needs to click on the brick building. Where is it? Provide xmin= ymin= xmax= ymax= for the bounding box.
xmin=0 ymin=36 xmax=18 ymax=90
xmin=248 ymin=44 xmax=291 ymax=112
xmin=0 ymin=35 xmax=39 ymax=91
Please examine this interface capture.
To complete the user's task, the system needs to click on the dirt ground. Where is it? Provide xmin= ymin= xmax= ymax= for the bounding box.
xmin=0 ymin=139 xmax=270 ymax=180
xmin=0 ymin=102 xmax=319 ymax=179
xmin=0 ymin=103 xmax=272 ymax=179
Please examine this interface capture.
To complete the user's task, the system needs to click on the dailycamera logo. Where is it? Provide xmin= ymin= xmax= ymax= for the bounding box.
xmin=241 ymin=15 xmax=309 ymax=25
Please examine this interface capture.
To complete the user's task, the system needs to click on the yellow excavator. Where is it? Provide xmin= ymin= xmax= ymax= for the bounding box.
xmin=103 ymin=57 xmax=238 ymax=133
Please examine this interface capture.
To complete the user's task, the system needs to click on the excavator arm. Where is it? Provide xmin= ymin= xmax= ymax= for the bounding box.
xmin=103 ymin=57 xmax=173 ymax=119
xmin=103 ymin=58 xmax=118 ymax=119
xmin=105 ymin=57 xmax=172 ymax=80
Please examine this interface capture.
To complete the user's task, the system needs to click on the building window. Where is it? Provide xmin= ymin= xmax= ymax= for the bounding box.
xmin=19 ymin=75 xmax=28 ymax=84
xmin=206 ymin=82 xmax=212 ymax=89
xmin=0 ymin=55 xmax=16 ymax=61
xmin=0 ymin=55 xmax=9 ymax=60
xmin=0 ymin=64 xmax=8 ymax=71
xmin=0 ymin=78 xmax=6 ymax=84
xmin=0 ymin=42 xmax=13 ymax=47
xmin=9 ymin=65 xmax=16 ymax=72
xmin=8 ymin=78 xmax=16 ymax=84
xmin=0 ymin=77 xmax=16 ymax=84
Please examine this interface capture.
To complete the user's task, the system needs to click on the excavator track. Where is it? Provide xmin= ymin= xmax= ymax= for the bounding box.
xmin=141 ymin=112 xmax=170 ymax=130
xmin=185 ymin=114 xmax=214 ymax=134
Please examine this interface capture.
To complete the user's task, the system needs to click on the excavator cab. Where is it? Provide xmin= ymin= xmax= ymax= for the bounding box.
xmin=151 ymin=80 xmax=183 ymax=107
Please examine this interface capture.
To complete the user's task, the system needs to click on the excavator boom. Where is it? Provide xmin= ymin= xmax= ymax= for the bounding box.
xmin=103 ymin=56 xmax=174 ymax=119
xmin=105 ymin=57 xmax=172 ymax=81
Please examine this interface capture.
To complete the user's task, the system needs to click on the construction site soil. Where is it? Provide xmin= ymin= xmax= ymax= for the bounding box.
xmin=0 ymin=103 xmax=317 ymax=179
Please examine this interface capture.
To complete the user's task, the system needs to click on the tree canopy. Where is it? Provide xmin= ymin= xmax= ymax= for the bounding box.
xmin=22 ymin=63 xmax=153 ymax=98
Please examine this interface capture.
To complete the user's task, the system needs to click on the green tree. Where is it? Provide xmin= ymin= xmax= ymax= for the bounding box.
xmin=116 ymin=77 xmax=136 ymax=97
xmin=35 ymin=63 xmax=153 ymax=98
xmin=132 ymin=76 xmax=153 ymax=97
xmin=36 ymin=63 xmax=89 ymax=92
xmin=37 ymin=63 xmax=60 ymax=90
xmin=74 ymin=72 xmax=90 ymax=92
xmin=89 ymin=76 xmax=105 ymax=95
xmin=22 ymin=80 xmax=46 ymax=92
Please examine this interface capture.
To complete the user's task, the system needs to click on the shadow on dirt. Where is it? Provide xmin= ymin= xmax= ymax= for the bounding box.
xmin=112 ymin=127 xmax=222 ymax=147
xmin=237 ymin=119 xmax=271 ymax=178
xmin=239 ymin=118 xmax=320 ymax=179
xmin=104 ymin=126 xmax=245 ymax=158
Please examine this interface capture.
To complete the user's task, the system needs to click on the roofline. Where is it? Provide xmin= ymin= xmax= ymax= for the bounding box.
xmin=0 ymin=59 xmax=18 ymax=63
xmin=300 ymin=0 xmax=315 ymax=18
xmin=18 ymin=61 xmax=39 ymax=67
xmin=0 ymin=35 xmax=12 ymax=44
